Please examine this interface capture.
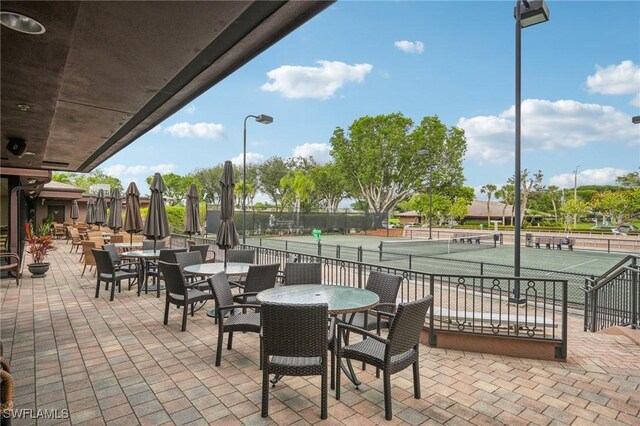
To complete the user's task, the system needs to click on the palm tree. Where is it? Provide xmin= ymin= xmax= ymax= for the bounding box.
xmin=280 ymin=171 xmax=316 ymax=225
xmin=480 ymin=184 xmax=497 ymax=226
xmin=496 ymin=184 xmax=515 ymax=225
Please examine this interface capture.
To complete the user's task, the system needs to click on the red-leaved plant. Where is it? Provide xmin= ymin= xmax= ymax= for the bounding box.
xmin=25 ymin=222 xmax=57 ymax=264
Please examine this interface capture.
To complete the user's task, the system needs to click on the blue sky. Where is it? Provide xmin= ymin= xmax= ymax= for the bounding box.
xmin=101 ymin=1 xmax=640 ymax=199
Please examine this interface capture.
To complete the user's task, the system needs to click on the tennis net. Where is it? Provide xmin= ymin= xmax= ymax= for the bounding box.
xmin=379 ymin=233 xmax=499 ymax=261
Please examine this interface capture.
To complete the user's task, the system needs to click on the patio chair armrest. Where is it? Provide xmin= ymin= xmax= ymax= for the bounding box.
xmin=232 ymin=292 xmax=259 ymax=303
xmin=337 ymin=323 xmax=388 ymax=344
xmin=0 ymin=253 xmax=20 ymax=263
xmin=186 ymin=278 xmax=210 ymax=290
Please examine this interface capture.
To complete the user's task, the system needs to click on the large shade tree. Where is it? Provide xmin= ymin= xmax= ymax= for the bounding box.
xmin=257 ymin=156 xmax=290 ymax=212
xmin=331 ymin=113 xmax=467 ymax=227
xmin=309 ymin=162 xmax=347 ymax=213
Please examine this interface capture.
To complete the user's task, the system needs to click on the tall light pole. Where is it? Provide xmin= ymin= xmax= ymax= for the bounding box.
xmin=512 ymin=0 xmax=550 ymax=304
xmin=243 ymin=114 xmax=273 ymax=243
xmin=573 ymin=165 xmax=580 ymax=227
xmin=417 ymin=149 xmax=433 ymax=239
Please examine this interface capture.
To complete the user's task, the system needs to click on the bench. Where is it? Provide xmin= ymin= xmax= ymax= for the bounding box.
xmin=432 ymin=307 xmax=558 ymax=330
xmin=534 ymin=236 xmax=574 ymax=251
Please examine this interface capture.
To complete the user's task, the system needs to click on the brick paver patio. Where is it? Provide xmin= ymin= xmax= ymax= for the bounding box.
xmin=1 ymin=241 xmax=639 ymax=425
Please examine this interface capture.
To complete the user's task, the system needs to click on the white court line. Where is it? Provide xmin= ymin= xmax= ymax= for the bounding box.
xmin=560 ymin=258 xmax=598 ymax=272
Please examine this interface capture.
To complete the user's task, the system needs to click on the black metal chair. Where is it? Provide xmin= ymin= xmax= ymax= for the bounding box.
xmin=158 ymin=261 xmax=215 ymax=332
xmin=336 ymin=296 xmax=433 ymax=420
xmin=208 ymin=271 xmax=261 ymax=367
xmin=261 ymin=302 xmax=330 ymax=419
xmin=232 ymin=263 xmax=280 ymax=306
xmin=189 ymin=244 xmax=214 ymax=263
xmin=283 ymin=262 xmax=322 ymax=285
xmin=93 ymin=249 xmax=138 ymax=301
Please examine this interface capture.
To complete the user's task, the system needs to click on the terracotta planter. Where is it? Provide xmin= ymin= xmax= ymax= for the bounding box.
xmin=27 ymin=262 xmax=50 ymax=278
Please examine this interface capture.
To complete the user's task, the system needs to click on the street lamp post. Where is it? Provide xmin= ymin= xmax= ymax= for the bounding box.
xmin=243 ymin=114 xmax=273 ymax=244
xmin=417 ymin=149 xmax=433 ymax=239
xmin=573 ymin=165 xmax=580 ymax=227
xmin=511 ymin=0 xmax=550 ymax=304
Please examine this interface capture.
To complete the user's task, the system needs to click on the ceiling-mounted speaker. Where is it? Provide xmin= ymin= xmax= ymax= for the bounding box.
xmin=6 ymin=138 xmax=26 ymax=157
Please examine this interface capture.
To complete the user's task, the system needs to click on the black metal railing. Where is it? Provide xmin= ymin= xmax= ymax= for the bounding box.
xmin=171 ymin=233 xmax=568 ymax=357
xmin=584 ymin=255 xmax=639 ymax=332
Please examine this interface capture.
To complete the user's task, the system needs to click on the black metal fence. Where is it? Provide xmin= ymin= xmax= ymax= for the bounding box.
xmin=584 ymin=255 xmax=639 ymax=332
xmin=171 ymin=233 xmax=568 ymax=357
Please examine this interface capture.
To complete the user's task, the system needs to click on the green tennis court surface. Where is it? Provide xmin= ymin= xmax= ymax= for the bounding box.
xmin=249 ymin=234 xmax=625 ymax=276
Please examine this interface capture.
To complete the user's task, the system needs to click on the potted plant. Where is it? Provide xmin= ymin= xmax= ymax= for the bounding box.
xmin=25 ymin=221 xmax=57 ymax=277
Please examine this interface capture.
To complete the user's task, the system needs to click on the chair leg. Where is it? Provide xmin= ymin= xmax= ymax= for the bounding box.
xmin=95 ymin=278 xmax=100 ymax=298
xmin=181 ymin=304 xmax=188 ymax=332
xmin=330 ymin=349 xmax=335 ymax=390
xmin=227 ymin=332 xmax=233 ymax=350
xmin=110 ymin=280 xmax=116 ymax=301
xmin=164 ymin=300 xmax=170 ymax=325
xmin=81 ymin=265 xmax=87 ymax=277
xmin=335 ymin=352 xmax=341 ymax=400
xmin=412 ymin=360 xmax=421 ymax=399
xmin=215 ymin=328 xmax=224 ymax=367
xmin=383 ymin=372 xmax=392 ymax=421
xmin=261 ymin=365 xmax=269 ymax=417
xmin=321 ymin=358 xmax=327 ymax=419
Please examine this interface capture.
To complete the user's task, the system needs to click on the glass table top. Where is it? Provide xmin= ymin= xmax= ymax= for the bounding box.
xmin=257 ymin=284 xmax=379 ymax=315
xmin=183 ymin=262 xmax=252 ymax=277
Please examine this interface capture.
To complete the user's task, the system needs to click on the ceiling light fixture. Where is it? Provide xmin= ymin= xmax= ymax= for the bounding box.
xmin=17 ymin=104 xmax=31 ymax=111
xmin=0 ymin=11 xmax=46 ymax=34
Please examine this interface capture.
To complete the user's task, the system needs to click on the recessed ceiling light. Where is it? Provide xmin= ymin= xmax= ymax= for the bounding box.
xmin=0 ymin=11 xmax=46 ymax=34
xmin=17 ymin=104 xmax=31 ymax=111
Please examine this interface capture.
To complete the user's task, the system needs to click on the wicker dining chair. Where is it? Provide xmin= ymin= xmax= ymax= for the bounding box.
xmin=69 ymin=227 xmax=82 ymax=253
xmin=232 ymin=263 xmax=280 ymax=306
xmin=347 ymin=271 xmax=403 ymax=333
xmin=0 ymin=253 xmax=21 ymax=286
xmin=336 ymin=296 xmax=433 ymax=420
xmin=158 ymin=261 xmax=215 ymax=332
xmin=188 ymin=244 xmax=214 ymax=263
xmin=142 ymin=240 xmax=165 ymax=251
xmin=109 ymin=234 xmax=124 ymax=243
xmin=103 ymin=243 xmax=138 ymax=288
xmin=93 ymin=249 xmax=138 ymax=301
xmin=208 ymin=272 xmax=262 ymax=367
xmin=144 ymin=248 xmax=187 ymax=297
xmin=80 ymin=241 xmax=97 ymax=277
xmin=261 ymin=302 xmax=330 ymax=419
xmin=283 ymin=262 xmax=322 ymax=285
xmin=226 ymin=249 xmax=254 ymax=264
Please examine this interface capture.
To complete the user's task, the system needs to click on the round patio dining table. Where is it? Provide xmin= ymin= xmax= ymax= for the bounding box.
xmin=183 ymin=262 xmax=251 ymax=277
xmin=256 ymin=284 xmax=379 ymax=315
xmin=183 ymin=262 xmax=254 ymax=318
xmin=121 ymin=249 xmax=163 ymax=296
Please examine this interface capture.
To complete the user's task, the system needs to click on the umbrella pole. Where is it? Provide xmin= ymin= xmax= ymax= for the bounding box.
xmin=224 ymin=248 xmax=228 ymax=269
xmin=129 ymin=232 xmax=133 ymax=245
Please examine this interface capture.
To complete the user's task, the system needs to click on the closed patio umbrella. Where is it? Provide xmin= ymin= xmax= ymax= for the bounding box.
xmin=184 ymin=183 xmax=201 ymax=242
xmin=108 ymin=188 xmax=123 ymax=233
xmin=143 ymin=173 xmax=170 ymax=253
xmin=216 ymin=161 xmax=239 ymax=267
xmin=85 ymin=198 xmax=96 ymax=229
xmin=71 ymin=200 xmax=79 ymax=225
xmin=94 ymin=189 xmax=107 ymax=227
xmin=124 ymin=182 xmax=143 ymax=245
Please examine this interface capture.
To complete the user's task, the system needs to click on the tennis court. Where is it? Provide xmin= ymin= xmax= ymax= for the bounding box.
xmin=247 ymin=233 xmax=629 ymax=306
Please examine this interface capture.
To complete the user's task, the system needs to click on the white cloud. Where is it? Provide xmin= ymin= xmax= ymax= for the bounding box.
xmin=230 ymin=152 xmax=265 ymax=166
xmin=458 ymin=99 xmax=637 ymax=164
xmin=164 ymin=122 xmax=225 ymax=139
xmin=586 ymin=60 xmax=640 ymax=106
xmin=394 ymin=40 xmax=424 ymax=54
xmin=185 ymin=104 xmax=196 ymax=114
xmin=292 ymin=143 xmax=331 ymax=163
xmin=103 ymin=163 xmax=176 ymax=181
xmin=150 ymin=125 xmax=162 ymax=133
xmin=549 ymin=168 xmax=629 ymax=188
xmin=260 ymin=60 xmax=373 ymax=100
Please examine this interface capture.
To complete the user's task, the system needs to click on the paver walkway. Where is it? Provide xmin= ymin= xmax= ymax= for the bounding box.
xmin=1 ymin=241 xmax=639 ymax=425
